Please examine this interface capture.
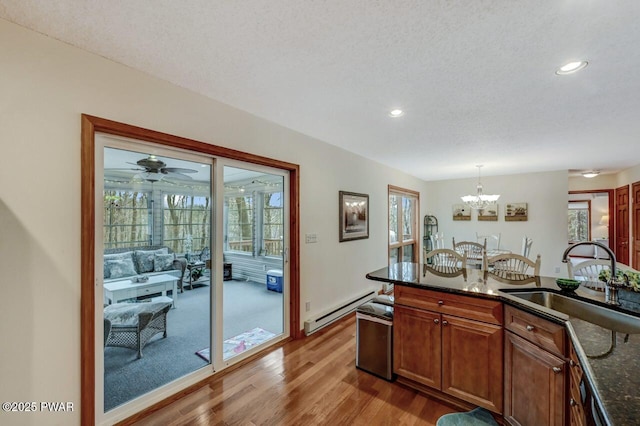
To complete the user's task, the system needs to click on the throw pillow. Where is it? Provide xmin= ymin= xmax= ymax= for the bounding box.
xmin=134 ymin=248 xmax=169 ymax=273
xmin=154 ymin=253 xmax=176 ymax=272
xmin=105 ymin=258 xmax=137 ymax=279
xmin=103 ymin=251 xmax=134 ymax=279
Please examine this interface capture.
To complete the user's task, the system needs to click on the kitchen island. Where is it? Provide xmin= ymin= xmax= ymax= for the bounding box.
xmin=366 ymin=262 xmax=640 ymax=426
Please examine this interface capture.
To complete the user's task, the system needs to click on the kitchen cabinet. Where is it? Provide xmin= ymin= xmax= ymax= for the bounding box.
xmin=394 ymin=286 xmax=503 ymax=413
xmin=568 ymin=342 xmax=586 ymax=426
xmin=504 ymin=305 xmax=566 ymax=426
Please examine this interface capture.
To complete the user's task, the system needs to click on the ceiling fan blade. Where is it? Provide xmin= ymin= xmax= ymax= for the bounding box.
xmin=164 ymin=171 xmax=193 ymax=180
xmin=163 ymin=167 xmax=198 ymax=174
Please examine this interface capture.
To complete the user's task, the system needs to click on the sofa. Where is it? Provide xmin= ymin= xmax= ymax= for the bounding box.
xmin=103 ymin=246 xmax=188 ymax=292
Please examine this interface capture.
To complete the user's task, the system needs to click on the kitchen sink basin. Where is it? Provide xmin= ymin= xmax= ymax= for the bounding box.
xmin=503 ymin=290 xmax=640 ymax=334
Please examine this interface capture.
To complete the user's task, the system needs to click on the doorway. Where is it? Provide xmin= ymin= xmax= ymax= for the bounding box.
xmin=81 ymin=114 xmax=301 ymax=425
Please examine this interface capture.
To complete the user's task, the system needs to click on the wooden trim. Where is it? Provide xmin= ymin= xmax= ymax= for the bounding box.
xmin=387 ymin=185 xmax=421 ymax=263
xmin=80 ymin=115 xmax=97 ymax=426
xmin=81 ymin=114 xmax=301 ymax=424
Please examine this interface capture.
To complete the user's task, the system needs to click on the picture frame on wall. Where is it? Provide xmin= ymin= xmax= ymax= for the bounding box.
xmin=452 ymin=204 xmax=471 ymax=221
xmin=339 ymin=191 xmax=369 ymax=241
xmin=505 ymin=202 xmax=528 ymax=221
xmin=478 ymin=202 xmax=498 ymax=221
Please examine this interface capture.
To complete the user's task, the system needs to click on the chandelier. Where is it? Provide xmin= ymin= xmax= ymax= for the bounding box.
xmin=460 ymin=165 xmax=500 ymax=210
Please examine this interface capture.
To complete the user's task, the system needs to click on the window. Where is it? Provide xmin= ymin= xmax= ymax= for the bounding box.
xmin=164 ymin=194 xmax=211 ymax=253
xmin=103 ymin=190 xmax=150 ymax=248
xmin=389 ymin=186 xmax=419 ymax=264
xmin=226 ymin=195 xmax=254 ymax=253
xmin=568 ymin=200 xmax=591 ymax=242
xmin=263 ymin=191 xmax=283 ymax=256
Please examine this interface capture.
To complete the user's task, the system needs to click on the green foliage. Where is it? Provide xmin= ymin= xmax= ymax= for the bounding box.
xmin=599 ymin=269 xmax=640 ymax=292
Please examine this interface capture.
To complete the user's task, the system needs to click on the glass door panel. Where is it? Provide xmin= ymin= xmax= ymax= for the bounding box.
xmin=220 ymin=165 xmax=285 ymax=361
xmin=101 ymin=143 xmax=212 ymax=413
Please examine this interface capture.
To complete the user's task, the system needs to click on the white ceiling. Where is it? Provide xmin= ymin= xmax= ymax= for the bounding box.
xmin=3 ymin=1 xmax=640 ymax=181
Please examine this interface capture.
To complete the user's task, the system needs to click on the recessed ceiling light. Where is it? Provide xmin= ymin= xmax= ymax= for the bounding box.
xmin=389 ymin=109 xmax=404 ymax=118
xmin=556 ymin=60 xmax=588 ymax=75
xmin=582 ymin=171 xmax=600 ymax=178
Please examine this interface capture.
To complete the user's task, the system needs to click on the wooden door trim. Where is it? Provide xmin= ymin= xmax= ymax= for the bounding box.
xmin=632 ymin=182 xmax=640 ymax=269
xmin=81 ymin=114 xmax=301 ymax=425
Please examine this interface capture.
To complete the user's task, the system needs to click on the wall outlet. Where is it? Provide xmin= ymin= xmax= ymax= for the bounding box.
xmin=305 ymin=233 xmax=318 ymax=244
xmin=305 ymin=301 xmax=311 ymax=312
xmin=555 ymin=266 xmax=561 ymax=274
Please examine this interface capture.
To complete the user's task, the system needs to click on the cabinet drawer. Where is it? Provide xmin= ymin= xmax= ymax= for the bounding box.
xmin=396 ymin=286 xmax=503 ymax=325
xmin=568 ymin=342 xmax=583 ymax=384
xmin=504 ymin=305 xmax=566 ymax=357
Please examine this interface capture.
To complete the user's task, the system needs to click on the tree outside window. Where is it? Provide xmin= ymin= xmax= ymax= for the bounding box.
xmin=263 ymin=191 xmax=283 ymax=256
xmin=568 ymin=200 xmax=591 ymax=242
xmin=163 ymin=194 xmax=211 ymax=253
xmin=103 ymin=190 xmax=150 ymax=248
xmin=226 ymin=195 xmax=254 ymax=253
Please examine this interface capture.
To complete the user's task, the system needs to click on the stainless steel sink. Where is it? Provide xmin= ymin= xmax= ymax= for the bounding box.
xmin=504 ymin=290 xmax=640 ymax=334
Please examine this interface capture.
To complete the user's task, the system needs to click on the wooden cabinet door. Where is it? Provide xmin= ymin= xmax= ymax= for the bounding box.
xmin=616 ymin=185 xmax=630 ymax=265
xmin=393 ymin=304 xmax=441 ymax=388
xmin=504 ymin=331 xmax=566 ymax=426
xmin=442 ymin=315 xmax=503 ymax=414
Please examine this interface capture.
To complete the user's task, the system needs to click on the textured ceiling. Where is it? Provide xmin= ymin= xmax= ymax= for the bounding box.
xmin=2 ymin=1 xmax=640 ymax=180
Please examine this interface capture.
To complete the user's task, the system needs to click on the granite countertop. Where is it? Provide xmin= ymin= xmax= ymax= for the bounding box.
xmin=366 ymin=262 xmax=640 ymax=426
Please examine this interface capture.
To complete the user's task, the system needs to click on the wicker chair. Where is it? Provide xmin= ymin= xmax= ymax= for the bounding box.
xmin=104 ymin=300 xmax=172 ymax=359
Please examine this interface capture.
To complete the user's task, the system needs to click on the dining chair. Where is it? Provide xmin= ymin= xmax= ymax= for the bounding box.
xmin=567 ymin=257 xmax=610 ymax=291
xmin=476 ymin=232 xmax=501 ymax=251
xmin=453 ymin=238 xmax=486 ymax=269
xmin=430 ymin=232 xmax=445 ymax=249
xmin=521 ymin=236 xmax=533 ymax=258
xmin=423 ymin=248 xmax=467 ymax=276
xmin=487 ymin=253 xmax=541 ymax=276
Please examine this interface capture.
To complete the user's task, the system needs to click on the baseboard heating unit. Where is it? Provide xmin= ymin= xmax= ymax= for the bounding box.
xmin=304 ymin=290 xmax=376 ymax=335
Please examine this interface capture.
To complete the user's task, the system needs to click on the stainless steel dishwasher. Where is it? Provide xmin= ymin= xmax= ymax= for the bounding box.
xmin=355 ymin=301 xmax=394 ymax=380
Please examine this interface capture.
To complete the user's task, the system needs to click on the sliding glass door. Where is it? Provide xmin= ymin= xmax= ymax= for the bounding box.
xmin=214 ymin=163 xmax=287 ymax=365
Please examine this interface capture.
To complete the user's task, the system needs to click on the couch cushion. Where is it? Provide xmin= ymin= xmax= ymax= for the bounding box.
xmin=105 ymin=258 xmax=137 ymax=279
xmin=154 ymin=253 xmax=176 ymax=272
xmin=134 ymin=248 xmax=169 ymax=273
xmin=103 ymin=251 xmax=134 ymax=279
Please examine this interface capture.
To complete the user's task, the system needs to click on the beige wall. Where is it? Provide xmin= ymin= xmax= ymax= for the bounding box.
xmin=424 ymin=171 xmax=569 ymax=277
xmin=0 ymin=19 xmax=428 ymax=425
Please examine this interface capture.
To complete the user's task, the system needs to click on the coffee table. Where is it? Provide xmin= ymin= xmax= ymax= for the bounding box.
xmin=104 ymin=273 xmax=179 ymax=308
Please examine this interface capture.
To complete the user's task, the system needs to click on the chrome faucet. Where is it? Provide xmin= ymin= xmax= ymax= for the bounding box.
xmin=562 ymin=241 xmax=622 ymax=305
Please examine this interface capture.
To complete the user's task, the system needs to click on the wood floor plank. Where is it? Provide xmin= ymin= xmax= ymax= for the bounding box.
xmin=129 ymin=313 xmax=458 ymax=425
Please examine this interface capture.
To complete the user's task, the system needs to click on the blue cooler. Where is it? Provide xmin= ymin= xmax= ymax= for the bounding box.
xmin=266 ymin=269 xmax=283 ymax=292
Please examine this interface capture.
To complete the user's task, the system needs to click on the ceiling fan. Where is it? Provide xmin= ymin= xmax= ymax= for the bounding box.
xmin=108 ymin=155 xmax=198 ymax=183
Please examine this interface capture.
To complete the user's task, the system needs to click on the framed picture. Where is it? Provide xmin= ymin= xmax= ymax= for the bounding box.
xmin=452 ymin=204 xmax=471 ymax=221
xmin=339 ymin=191 xmax=369 ymax=242
xmin=505 ymin=202 xmax=528 ymax=221
xmin=478 ymin=202 xmax=498 ymax=221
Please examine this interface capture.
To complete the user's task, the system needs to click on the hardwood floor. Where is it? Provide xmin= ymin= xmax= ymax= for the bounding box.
xmin=130 ymin=313 xmax=458 ymax=425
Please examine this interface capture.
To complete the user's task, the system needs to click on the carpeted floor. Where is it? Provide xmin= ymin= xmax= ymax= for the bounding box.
xmin=104 ymin=279 xmax=283 ymax=412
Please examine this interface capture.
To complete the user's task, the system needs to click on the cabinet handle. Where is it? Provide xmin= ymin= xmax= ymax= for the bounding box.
xmin=552 ymin=367 xmax=562 ymax=374
xmin=434 ymin=319 xmax=440 ymax=324
xmin=569 ymin=360 xmax=576 ymax=367
xmin=438 ymin=300 xmax=444 ymax=305
xmin=569 ymin=398 xmax=577 ymax=407
xmin=442 ymin=320 xmax=449 ymax=326
xmin=526 ymin=325 xmax=535 ymax=332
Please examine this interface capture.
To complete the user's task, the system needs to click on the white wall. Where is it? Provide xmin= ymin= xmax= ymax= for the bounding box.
xmin=424 ymin=171 xmax=569 ymax=277
xmin=0 ymin=19 xmax=427 ymax=425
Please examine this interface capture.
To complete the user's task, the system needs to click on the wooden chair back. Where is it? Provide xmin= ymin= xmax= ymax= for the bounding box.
xmin=476 ymin=232 xmax=501 ymax=250
xmin=423 ymin=249 xmax=466 ymax=276
xmin=487 ymin=253 xmax=541 ymax=276
xmin=567 ymin=257 xmax=610 ymax=290
xmin=521 ymin=236 xmax=533 ymax=258
xmin=453 ymin=238 xmax=486 ymax=267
